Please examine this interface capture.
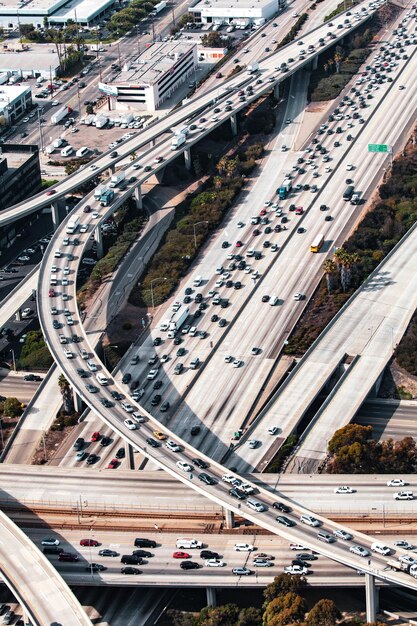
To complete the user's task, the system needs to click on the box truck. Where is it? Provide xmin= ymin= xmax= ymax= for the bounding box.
xmin=66 ymin=215 xmax=80 ymax=234
xmin=109 ymin=171 xmax=126 ymax=188
xmin=51 ymin=106 xmax=71 ymax=125
xmin=171 ymin=133 xmax=186 ymax=150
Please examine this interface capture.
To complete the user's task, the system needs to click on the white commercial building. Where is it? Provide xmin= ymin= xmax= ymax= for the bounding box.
xmin=0 ymin=44 xmax=60 ymax=79
xmin=99 ymin=42 xmax=198 ymax=112
xmin=0 ymin=84 xmax=32 ymax=125
xmin=0 ymin=0 xmax=115 ymax=29
xmin=189 ymin=0 xmax=284 ymax=26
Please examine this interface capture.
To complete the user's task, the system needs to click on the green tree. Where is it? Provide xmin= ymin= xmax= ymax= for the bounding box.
xmin=20 ymin=23 xmax=35 ymax=36
xmin=201 ymin=32 xmax=224 ymax=47
xmin=237 ymin=607 xmax=262 ymax=626
xmin=263 ymin=575 xmax=307 ymax=605
xmin=263 ymin=592 xmax=306 ymax=626
xmin=306 ymin=599 xmax=341 ymax=626
xmin=199 ymin=603 xmax=240 ymax=626
xmin=328 ymin=424 xmax=372 ymax=455
xmin=58 ymin=374 xmax=74 ymax=415
xmin=322 ymin=259 xmax=338 ymax=294
xmin=86 ymin=103 xmax=94 ymax=115
xmin=3 ymin=397 xmax=23 ymax=418
xmin=167 ymin=610 xmax=197 ymax=626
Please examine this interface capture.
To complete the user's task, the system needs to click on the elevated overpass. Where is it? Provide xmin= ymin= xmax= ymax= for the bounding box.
xmin=0 ymin=0 xmax=378 ymax=228
xmin=0 ymin=510 xmax=92 ymax=626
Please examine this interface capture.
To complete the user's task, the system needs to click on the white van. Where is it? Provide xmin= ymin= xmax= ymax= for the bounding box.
xmin=159 ymin=319 xmax=170 ymax=332
xmin=76 ymin=146 xmax=89 ymax=157
xmin=189 ymin=326 xmax=197 ymax=336
xmin=246 ymin=498 xmax=266 ymax=512
xmin=96 ymin=372 xmax=109 ymax=386
xmin=61 ymin=145 xmax=73 ymax=157
xmin=176 ymin=538 xmax=202 ymax=549
xmin=371 ymin=542 xmax=391 ymax=555
xmin=270 ymin=295 xmax=279 ymax=306
xmin=64 ymin=349 xmax=74 ymax=359
xmin=193 ymin=276 xmax=202 ymax=287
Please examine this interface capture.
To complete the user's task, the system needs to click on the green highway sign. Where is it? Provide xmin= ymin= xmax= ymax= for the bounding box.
xmin=368 ymin=144 xmax=389 ymax=152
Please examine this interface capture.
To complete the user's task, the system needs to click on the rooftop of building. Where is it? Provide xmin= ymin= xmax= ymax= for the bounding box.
xmin=112 ymin=41 xmax=196 ymax=86
xmin=190 ymin=0 xmax=276 ymax=10
xmin=0 ymin=0 xmax=65 ymax=13
xmin=0 ymin=45 xmax=60 ymax=71
xmin=0 ymin=0 xmax=111 ymax=19
xmin=50 ymin=0 xmax=114 ymax=22
xmin=0 ymin=83 xmax=31 ymax=106
xmin=0 ymin=144 xmax=37 ymax=172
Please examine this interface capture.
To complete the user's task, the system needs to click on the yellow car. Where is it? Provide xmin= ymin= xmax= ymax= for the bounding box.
xmin=153 ymin=431 xmax=167 ymax=441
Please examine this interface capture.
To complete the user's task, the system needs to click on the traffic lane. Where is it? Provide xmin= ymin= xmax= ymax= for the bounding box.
xmin=0 ymin=369 xmax=42 ymax=404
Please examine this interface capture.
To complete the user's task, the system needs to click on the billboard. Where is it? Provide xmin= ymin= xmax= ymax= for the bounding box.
xmin=98 ymin=82 xmax=118 ymax=97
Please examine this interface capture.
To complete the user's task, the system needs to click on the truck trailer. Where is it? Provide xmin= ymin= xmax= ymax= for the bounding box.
xmin=247 ymin=62 xmax=259 ymax=74
xmin=169 ymin=306 xmax=190 ymax=332
xmin=100 ymin=189 xmax=115 ymax=207
xmin=171 ymin=133 xmax=186 ymax=150
xmin=66 ymin=215 xmax=80 ymax=234
xmin=51 ymin=106 xmax=71 ymax=125
xmin=278 ymin=180 xmax=292 ymax=199
xmin=109 ymin=171 xmax=126 ymax=188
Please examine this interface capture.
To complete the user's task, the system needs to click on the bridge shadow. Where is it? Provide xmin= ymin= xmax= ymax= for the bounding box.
xmin=362 ymin=270 xmax=395 ymax=292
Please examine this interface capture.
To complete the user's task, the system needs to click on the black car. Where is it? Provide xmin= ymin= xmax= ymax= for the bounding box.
xmin=122 ymin=373 xmax=131 ymax=384
xmin=181 ymin=561 xmax=199 ymax=570
xmin=153 ymin=336 xmax=162 ymax=346
xmin=292 ymin=559 xmax=310 ymax=567
xmin=192 ymin=458 xmax=208 ymax=468
xmin=234 ymin=281 xmax=242 ymax=289
xmin=111 ymin=391 xmax=123 ymax=400
xmin=177 ymin=347 xmax=186 ymax=357
xmin=222 ymin=241 xmax=229 ymax=248
xmin=296 ymin=553 xmax=318 ymax=561
xmin=100 ymin=436 xmax=111 ymax=447
xmin=86 ymin=384 xmax=99 ymax=393
xmin=200 ymin=550 xmax=220 ymax=559
xmin=319 ymin=204 xmax=327 ymax=211
xmin=115 ymin=447 xmax=125 ymax=459
xmin=53 ymin=320 xmax=60 ymax=329
xmin=98 ymin=549 xmax=119 ymax=557
xmin=185 ymin=287 xmax=193 ymax=295
xmin=134 ymin=538 xmax=157 ymax=548
xmin=151 ymin=394 xmax=161 ymax=406
xmin=121 ymin=554 xmax=143 ymax=565
xmin=110 ymin=151 xmax=118 ymax=158
xmin=146 ymin=437 xmax=160 ymax=448
xmin=72 ymin=334 xmax=80 ymax=343
xmin=229 ymin=488 xmax=246 ymax=500
xmin=173 ymin=336 xmax=182 ymax=345
xmin=226 ymin=280 xmax=234 ymax=288
xmin=195 ymin=293 xmax=203 ymax=303
xmin=121 ymin=567 xmax=141 ymax=575
xmin=220 ymin=299 xmax=229 ymax=308
xmin=194 ymin=310 xmax=201 ymax=318
xmin=199 ymin=473 xmax=216 ymax=485
xmin=190 ymin=425 xmax=201 ymax=435
xmin=262 ymin=295 xmax=270 ymax=303
xmin=86 ymin=563 xmax=106 ymax=572
xmin=211 ymin=314 xmax=219 ymax=322
xmin=219 ymin=318 xmax=227 ymax=328
xmin=132 ymin=549 xmax=152 ymax=558
xmin=276 ymin=515 xmax=296 ymax=527
xmin=86 ymin=453 xmax=97 ymax=465
xmin=273 ymin=502 xmax=292 ymax=513
xmin=183 ymin=296 xmax=192 ymax=304
xmin=100 ymin=398 xmax=113 ymax=408
xmin=24 ymin=374 xmax=42 ymax=382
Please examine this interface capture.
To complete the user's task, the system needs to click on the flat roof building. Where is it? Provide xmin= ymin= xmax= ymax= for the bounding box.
xmin=100 ymin=41 xmax=198 ymax=111
xmin=0 ymin=84 xmax=32 ymax=124
xmin=0 ymin=0 xmax=115 ymax=29
xmin=0 ymin=44 xmax=60 ymax=79
xmin=189 ymin=0 xmax=284 ymax=26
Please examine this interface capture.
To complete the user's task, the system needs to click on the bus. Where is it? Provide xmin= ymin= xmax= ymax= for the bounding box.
xmin=310 ymin=234 xmax=324 ymax=253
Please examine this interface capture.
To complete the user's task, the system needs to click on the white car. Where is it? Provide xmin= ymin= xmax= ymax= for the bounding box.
xmin=224 ymin=355 xmax=233 ymax=363
xmin=63 ymin=267 xmax=70 ymax=275
xmin=268 ymin=426 xmax=279 ymax=435
xmin=205 ymin=559 xmax=225 ymax=567
xmin=284 ymin=565 xmax=308 ymax=575
xmin=222 ymin=474 xmax=236 ymax=483
xmin=300 ymin=515 xmax=320 ymax=527
xmin=334 ymin=529 xmax=353 ymax=541
xmin=233 ymin=359 xmax=243 ymax=368
xmin=394 ymin=491 xmax=413 ymax=500
xmin=92 ymin=211 xmax=100 ymax=218
xmin=131 ymin=412 xmax=145 ymax=423
xmin=394 ymin=540 xmax=413 ymax=550
xmin=121 ymin=401 xmax=134 ymax=413
xmin=248 ymin=439 xmax=259 ymax=449
xmin=387 ymin=479 xmax=406 ymax=487
xmin=147 ymin=369 xmax=159 ymax=380
xmin=399 ymin=555 xmax=417 ymax=565
xmin=334 ymin=486 xmax=355 ymax=494
xmin=80 ymin=224 xmax=88 ymax=233
xmin=86 ymin=361 xmax=98 ymax=372
xmin=41 ymin=537 xmax=60 ymax=546
xmin=51 ymin=100 xmax=60 ymax=106
xmin=350 ymin=545 xmax=370 ymax=557
xmin=89 ymin=164 xmax=98 ymax=171
xmin=293 ymin=292 xmax=304 ymax=300
xmin=253 ymin=559 xmax=273 ymax=567
xmin=234 ymin=543 xmax=254 ymax=552
xmin=166 ymin=440 xmax=181 ymax=452
xmin=237 ymin=221 xmax=245 ymax=228
xmin=289 ymin=543 xmax=308 ymax=551
xmin=176 ymin=460 xmax=193 ymax=473
xmin=346 ymin=163 xmax=354 ymax=170
xmin=124 ymin=418 xmax=137 ymax=430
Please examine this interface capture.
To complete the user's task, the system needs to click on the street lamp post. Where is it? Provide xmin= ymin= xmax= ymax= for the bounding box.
xmin=10 ymin=349 xmax=16 ymax=372
xmin=193 ymin=220 xmax=209 ymax=248
xmin=150 ymin=277 xmax=167 ymax=309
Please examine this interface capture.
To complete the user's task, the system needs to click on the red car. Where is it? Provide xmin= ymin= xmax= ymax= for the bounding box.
xmin=295 ymin=207 xmax=303 ymax=215
xmin=80 ymin=539 xmax=99 ymax=547
xmin=107 ymin=458 xmax=118 ymax=469
xmin=235 ymin=241 xmax=243 ymax=247
xmin=91 ymin=431 xmax=100 ymax=442
xmin=252 ymin=229 xmax=260 ymax=236
xmin=59 ymin=552 xmax=79 ymax=562
xmin=46 ymin=189 xmax=56 ymax=196
xmin=172 ymin=551 xmax=190 ymax=559
xmin=48 ymin=288 xmax=55 ymax=297
xmin=259 ymin=209 xmax=267 ymax=216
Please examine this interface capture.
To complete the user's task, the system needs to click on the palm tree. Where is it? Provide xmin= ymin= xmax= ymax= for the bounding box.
xmin=334 ymin=51 xmax=343 ymax=73
xmin=58 ymin=374 xmax=74 ymax=414
xmin=322 ymin=259 xmax=338 ymax=294
xmin=334 ymin=249 xmax=359 ymax=292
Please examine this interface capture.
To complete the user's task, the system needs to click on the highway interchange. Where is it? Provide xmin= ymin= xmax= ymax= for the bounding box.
xmin=1 ymin=0 xmax=417 ymax=621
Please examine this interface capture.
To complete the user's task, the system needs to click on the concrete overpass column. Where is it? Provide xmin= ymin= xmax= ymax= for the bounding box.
xmin=206 ymin=587 xmax=217 ymax=608
xmin=73 ymin=391 xmax=84 ymax=414
xmin=94 ymin=226 xmax=104 ymax=259
xmin=127 ymin=443 xmax=135 ymax=469
xmin=312 ymin=55 xmax=319 ymax=71
xmin=223 ymin=507 xmax=235 ymax=529
xmin=15 ymin=309 xmax=22 ymax=321
xmin=110 ymin=164 xmax=116 ymax=174
xmin=184 ymin=148 xmax=192 ymax=171
xmin=51 ymin=202 xmax=62 ymax=231
xmin=365 ymin=573 xmax=377 ymax=623
xmin=134 ymin=185 xmax=143 ymax=209
xmin=230 ymin=114 xmax=238 ymax=136
xmin=273 ymin=83 xmax=280 ymax=100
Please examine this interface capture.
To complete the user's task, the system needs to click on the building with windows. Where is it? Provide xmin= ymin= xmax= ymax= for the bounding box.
xmin=0 ymin=0 xmax=115 ymax=29
xmin=0 ymin=84 xmax=32 ymax=125
xmin=0 ymin=144 xmax=42 ymax=252
xmin=99 ymin=41 xmax=198 ymax=111
xmin=189 ymin=0 xmax=285 ymax=27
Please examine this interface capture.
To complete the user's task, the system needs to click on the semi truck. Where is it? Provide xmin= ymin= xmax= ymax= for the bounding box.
xmin=154 ymin=0 xmax=166 ymax=12
xmin=51 ymin=106 xmax=71 ymax=125
xmin=278 ymin=180 xmax=292 ymax=199
xmin=247 ymin=62 xmax=259 ymax=74
xmin=95 ymin=115 xmax=108 ymax=129
xmin=100 ymin=189 xmax=115 ymax=207
xmin=174 ymin=125 xmax=190 ymax=137
xmin=66 ymin=215 xmax=80 ymax=234
xmin=171 ymin=133 xmax=186 ymax=150
xmin=387 ymin=559 xmax=417 ymax=578
xmin=94 ymin=186 xmax=106 ymax=200
xmin=169 ymin=306 xmax=189 ymax=332
xmin=109 ymin=171 xmax=126 ymax=188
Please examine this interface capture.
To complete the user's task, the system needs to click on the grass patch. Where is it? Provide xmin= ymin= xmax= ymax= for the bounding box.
xmin=266 ymin=435 xmax=298 ymax=473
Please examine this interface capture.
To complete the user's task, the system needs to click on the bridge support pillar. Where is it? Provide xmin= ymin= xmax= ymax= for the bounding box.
xmin=127 ymin=442 xmax=135 ymax=469
xmin=110 ymin=164 xmax=116 ymax=175
xmin=134 ymin=185 xmax=143 ymax=209
xmin=365 ymin=573 xmax=377 ymax=623
xmin=94 ymin=226 xmax=104 ymax=260
xmin=51 ymin=201 xmax=65 ymax=231
xmin=184 ymin=148 xmax=192 ymax=171
xmin=206 ymin=587 xmax=217 ymax=608
xmin=273 ymin=82 xmax=280 ymax=100
xmin=230 ymin=114 xmax=238 ymax=136
xmin=74 ymin=392 xmax=84 ymax=414
xmin=223 ymin=508 xmax=235 ymax=529
xmin=15 ymin=309 xmax=22 ymax=321
xmin=311 ymin=55 xmax=319 ymax=71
